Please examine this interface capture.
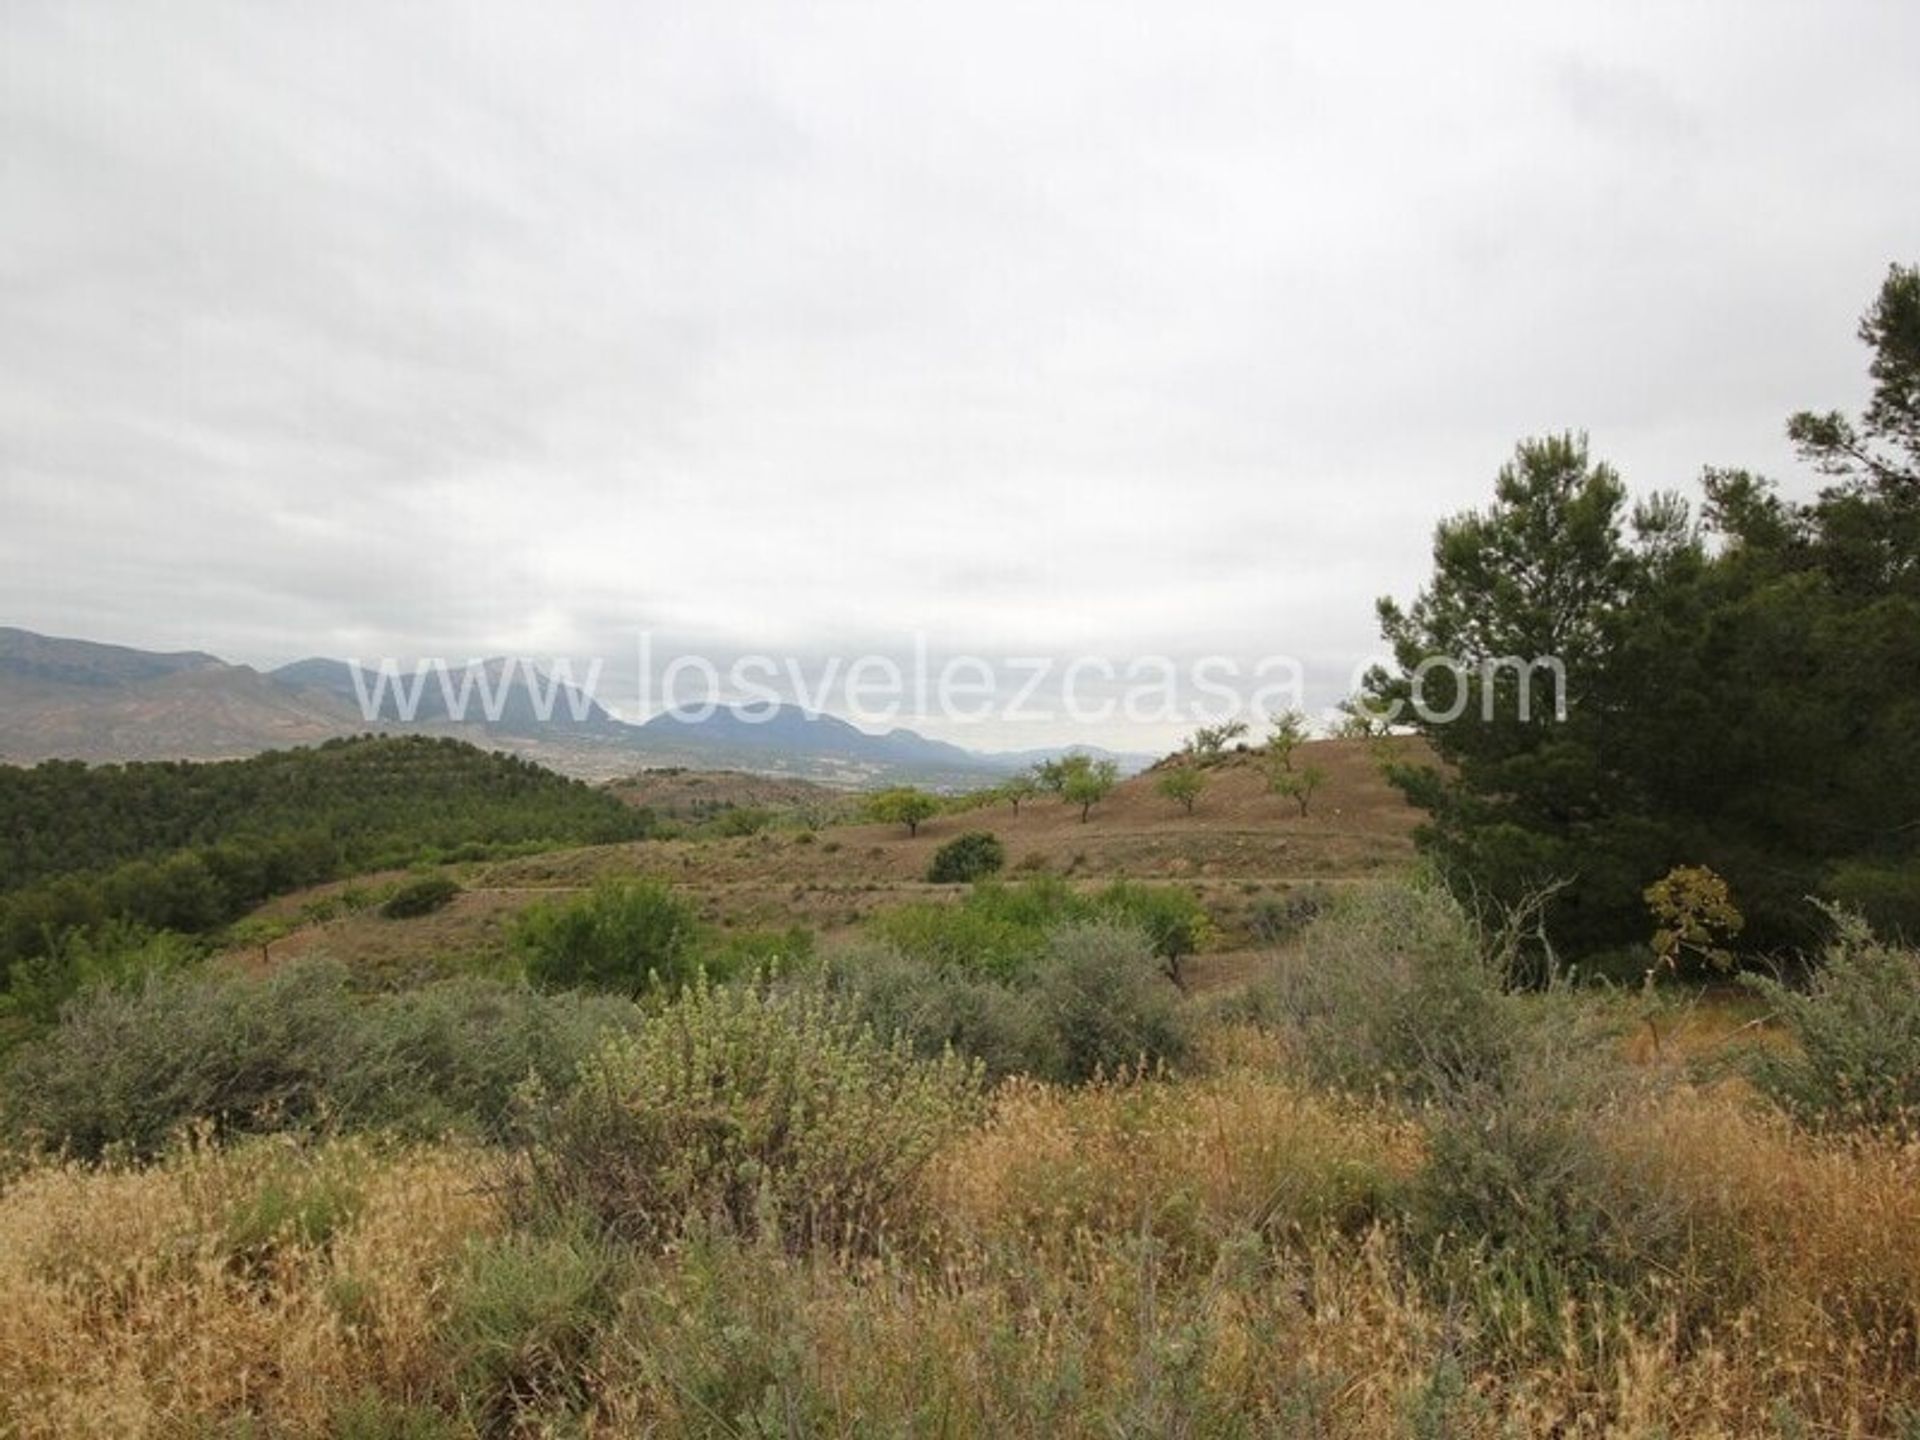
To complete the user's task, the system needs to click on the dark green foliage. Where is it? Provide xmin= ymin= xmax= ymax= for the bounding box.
xmin=0 ymin=957 xmax=638 ymax=1158
xmin=381 ymin=873 xmax=462 ymax=919
xmin=1370 ymin=267 xmax=1920 ymax=958
xmin=0 ymin=735 xmax=650 ymax=978
xmin=515 ymin=878 xmax=703 ymax=996
xmin=1745 ymin=912 xmax=1920 ymax=1134
xmin=0 ymin=920 xmax=200 ymax=1029
xmin=1788 ymin=261 xmax=1920 ymax=490
xmin=926 ymin=830 xmax=1005 ymax=884
xmin=1825 ymin=859 xmax=1920 ymax=944
xmin=1097 ymin=881 xmax=1212 ymax=984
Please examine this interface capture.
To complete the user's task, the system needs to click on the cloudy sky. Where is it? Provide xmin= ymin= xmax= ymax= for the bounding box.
xmin=2 ymin=0 xmax=1916 ymax=746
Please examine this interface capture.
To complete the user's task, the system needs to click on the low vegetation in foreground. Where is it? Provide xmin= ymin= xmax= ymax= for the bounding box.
xmin=3 ymin=877 xmax=1920 ymax=1438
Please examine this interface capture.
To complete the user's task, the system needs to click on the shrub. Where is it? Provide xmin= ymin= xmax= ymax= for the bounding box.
xmin=1096 ymin=881 xmax=1212 ymax=984
xmin=441 ymin=1228 xmax=616 ymax=1427
xmin=0 ymin=958 xmax=638 ymax=1157
xmin=1242 ymin=880 xmax=1514 ymax=1101
xmin=1745 ymin=911 xmax=1920 ymax=1134
xmin=1031 ymin=921 xmax=1190 ymax=1083
xmin=698 ymin=924 xmax=815 ymax=980
xmin=865 ymin=878 xmax=1212 ymax=986
xmin=927 ymin=831 xmax=1006 ymax=885
xmin=1245 ymin=888 xmax=1330 ymax=947
xmin=867 ymin=885 xmax=1065 ymax=981
xmin=821 ymin=939 xmax=1061 ymax=1082
xmin=527 ymin=980 xmax=981 ymax=1250
xmin=825 ymin=922 xmax=1187 ymax=1086
xmin=381 ymin=873 xmax=462 ymax=920
xmin=514 ymin=877 xmax=702 ymax=996
xmin=1408 ymin=1024 xmax=1708 ymax=1358
xmin=0 ymin=921 xmax=200 ymax=1029
xmin=1825 ymin=859 xmax=1920 ymax=944
xmin=1643 ymin=864 xmax=1742 ymax=979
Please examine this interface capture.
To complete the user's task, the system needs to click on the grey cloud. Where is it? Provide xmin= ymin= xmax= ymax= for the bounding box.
xmin=2 ymin=0 xmax=1916 ymax=748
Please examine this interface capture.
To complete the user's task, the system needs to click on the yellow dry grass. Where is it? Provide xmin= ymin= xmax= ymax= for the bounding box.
xmin=2 ymin=1067 xmax=1918 ymax=1437
xmin=0 ymin=1135 xmax=498 ymax=1439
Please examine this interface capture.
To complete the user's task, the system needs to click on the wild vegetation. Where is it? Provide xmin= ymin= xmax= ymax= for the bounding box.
xmin=2 ymin=268 xmax=1917 ymax=1436
xmin=3 ymin=870 xmax=1920 ymax=1436
xmin=1369 ymin=265 xmax=1920 ymax=957
xmin=0 ymin=735 xmax=651 ymax=988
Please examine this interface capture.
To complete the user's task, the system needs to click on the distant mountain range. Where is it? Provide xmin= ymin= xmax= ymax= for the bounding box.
xmin=0 ymin=627 xmax=1154 ymax=785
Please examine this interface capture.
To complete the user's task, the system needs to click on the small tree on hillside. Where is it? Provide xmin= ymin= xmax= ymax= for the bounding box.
xmin=1156 ymin=765 xmax=1207 ymax=815
xmin=1183 ymin=719 xmax=1249 ymax=764
xmin=1331 ymin=694 xmax=1389 ymax=740
xmin=1266 ymin=709 xmax=1309 ymax=771
xmin=1274 ymin=764 xmax=1325 ymax=817
xmin=1062 ymin=759 xmax=1120 ymax=822
xmin=868 ymin=786 xmax=940 ymax=837
xmin=1034 ymin=756 xmax=1085 ymax=794
xmin=1000 ymin=773 xmax=1039 ymax=814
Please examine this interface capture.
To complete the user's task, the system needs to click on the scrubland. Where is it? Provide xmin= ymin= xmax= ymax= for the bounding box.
xmin=3 ymin=875 xmax=1918 ymax=1439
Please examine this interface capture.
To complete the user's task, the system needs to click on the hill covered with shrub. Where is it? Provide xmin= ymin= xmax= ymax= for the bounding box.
xmin=0 ymin=735 xmax=652 ymax=978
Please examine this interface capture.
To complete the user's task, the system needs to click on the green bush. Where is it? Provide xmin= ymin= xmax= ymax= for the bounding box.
xmin=1245 ymin=888 xmax=1331 ymax=947
xmin=526 ymin=979 xmax=981 ymax=1250
xmin=1824 ymin=860 xmax=1920 ymax=944
xmin=1241 ymin=880 xmax=1515 ymax=1101
xmin=824 ymin=921 xmax=1187 ymax=1085
xmin=868 ymin=897 xmax=1049 ymax=982
xmin=820 ymin=939 xmax=1059 ymax=1081
xmin=440 ymin=1228 xmax=616 ymax=1427
xmin=0 ymin=920 xmax=200 ymax=1029
xmin=1096 ymin=882 xmax=1212 ymax=982
xmin=0 ymin=958 xmax=638 ymax=1158
xmin=866 ymin=878 xmax=1211 ymax=984
xmin=699 ymin=924 xmax=815 ymax=980
xmin=514 ymin=877 xmax=702 ymax=996
xmin=380 ymin=873 xmax=462 ymax=919
xmin=926 ymin=831 xmax=1006 ymax=885
xmin=1407 ymin=1022 xmax=1712 ymax=1359
xmin=1745 ymin=911 xmax=1920 ymax=1134
xmin=1031 ymin=921 xmax=1190 ymax=1083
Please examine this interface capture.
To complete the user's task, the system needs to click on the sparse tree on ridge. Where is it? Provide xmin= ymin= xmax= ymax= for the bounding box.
xmin=1061 ymin=759 xmax=1120 ymax=822
xmin=1000 ymin=773 xmax=1039 ymax=814
xmin=1182 ymin=719 xmax=1248 ymax=764
xmin=1274 ymin=764 xmax=1325 ymax=817
xmin=1266 ymin=709 xmax=1309 ymax=773
xmin=1156 ymin=764 xmax=1207 ymax=815
xmin=867 ymin=786 xmax=940 ymax=837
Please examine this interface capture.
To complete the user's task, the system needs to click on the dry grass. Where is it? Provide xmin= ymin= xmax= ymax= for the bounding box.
xmin=0 ymin=1135 xmax=498 ymax=1439
xmin=4 ymin=1060 xmax=1920 ymax=1436
xmin=928 ymin=1066 xmax=1423 ymax=1266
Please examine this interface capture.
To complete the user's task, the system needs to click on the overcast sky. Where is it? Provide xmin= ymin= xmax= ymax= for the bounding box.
xmin=3 ymin=0 xmax=1916 ymax=746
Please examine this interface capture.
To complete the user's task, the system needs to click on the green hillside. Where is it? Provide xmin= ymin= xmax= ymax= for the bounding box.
xmin=0 ymin=735 xmax=651 ymax=972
